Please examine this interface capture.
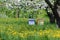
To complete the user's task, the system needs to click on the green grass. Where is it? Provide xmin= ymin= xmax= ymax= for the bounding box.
xmin=0 ymin=18 xmax=59 ymax=40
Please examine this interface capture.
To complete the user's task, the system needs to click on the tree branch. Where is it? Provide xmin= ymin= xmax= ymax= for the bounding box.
xmin=45 ymin=0 xmax=53 ymax=9
xmin=54 ymin=0 xmax=60 ymax=9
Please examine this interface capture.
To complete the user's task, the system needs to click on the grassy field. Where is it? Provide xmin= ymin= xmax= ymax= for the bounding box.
xmin=0 ymin=18 xmax=60 ymax=40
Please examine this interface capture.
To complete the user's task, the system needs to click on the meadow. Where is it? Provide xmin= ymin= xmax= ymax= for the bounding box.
xmin=0 ymin=0 xmax=60 ymax=40
xmin=0 ymin=18 xmax=60 ymax=40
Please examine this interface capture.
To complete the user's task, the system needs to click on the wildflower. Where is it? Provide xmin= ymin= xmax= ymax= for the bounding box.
xmin=56 ymin=34 xmax=60 ymax=38
xmin=12 ymin=31 xmax=17 ymax=36
xmin=39 ymin=32 xmax=43 ymax=36
xmin=52 ymin=33 xmax=60 ymax=38
xmin=37 ymin=31 xmax=44 ymax=36
xmin=23 ymin=33 xmax=28 ymax=37
xmin=19 ymin=33 xmax=24 ymax=38
xmin=44 ymin=30 xmax=50 ymax=34
xmin=53 ymin=35 xmax=56 ymax=38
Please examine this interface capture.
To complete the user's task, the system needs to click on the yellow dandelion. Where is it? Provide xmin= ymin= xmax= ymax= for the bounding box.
xmin=53 ymin=35 xmax=56 ymax=38
xmin=56 ymin=30 xmax=60 ymax=33
xmin=52 ymin=33 xmax=60 ymax=38
xmin=56 ymin=34 xmax=60 ymax=38
xmin=12 ymin=31 xmax=17 ymax=36
xmin=19 ymin=33 xmax=24 ymax=38
xmin=44 ymin=30 xmax=50 ymax=34
xmin=23 ymin=33 xmax=28 ymax=37
xmin=37 ymin=31 xmax=44 ymax=36
xmin=40 ymin=32 xmax=43 ymax=36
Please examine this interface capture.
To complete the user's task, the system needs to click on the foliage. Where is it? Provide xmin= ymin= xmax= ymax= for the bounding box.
xmin=0 ymin=0 xmax=48 ymax=18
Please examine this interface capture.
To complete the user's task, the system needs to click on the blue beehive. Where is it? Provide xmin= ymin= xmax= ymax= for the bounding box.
xmin=28 ymin=19 xmax=35 ymax=25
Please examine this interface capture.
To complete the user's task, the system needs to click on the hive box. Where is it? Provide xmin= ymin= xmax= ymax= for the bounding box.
xmin=28 ymin=19 xmax=35 ymax=25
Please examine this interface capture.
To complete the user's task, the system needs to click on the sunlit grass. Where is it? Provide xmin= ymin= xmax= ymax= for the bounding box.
xmin=0 ymin=18 xmax=60 ymax=40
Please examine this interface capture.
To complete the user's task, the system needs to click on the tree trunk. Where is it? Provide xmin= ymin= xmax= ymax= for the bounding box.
xmin=15 ymin=8 xmax=19 ymax=18
xmin=45 ymin=0 xmax=60 ymax=28
xmin=45 ymin=7 xmax=55 ymax=23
